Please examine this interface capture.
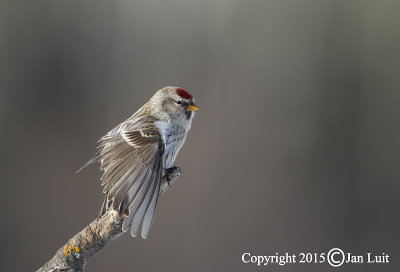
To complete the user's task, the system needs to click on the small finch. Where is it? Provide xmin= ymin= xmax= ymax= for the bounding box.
xmin=80 ymin=86 xmax=198 ymax=238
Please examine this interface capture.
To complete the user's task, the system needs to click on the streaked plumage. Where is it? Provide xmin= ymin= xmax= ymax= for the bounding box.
xmin=80 ymin=86 xmax=198 ymax=238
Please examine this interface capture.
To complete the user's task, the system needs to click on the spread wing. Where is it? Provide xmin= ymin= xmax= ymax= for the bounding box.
xmin=98 ymin=117 xmax=164 ymax=238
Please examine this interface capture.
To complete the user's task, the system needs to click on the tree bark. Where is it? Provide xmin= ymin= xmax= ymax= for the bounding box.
xmin=36 ymin=166 xmax=182 ymax=272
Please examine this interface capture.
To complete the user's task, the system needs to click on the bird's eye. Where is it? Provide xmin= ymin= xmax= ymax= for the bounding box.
xmin=176 ymin=101 xmax=182 ymax=105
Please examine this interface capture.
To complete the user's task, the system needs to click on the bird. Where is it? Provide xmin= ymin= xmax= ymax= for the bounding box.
xmin=79 ymin=86 xmax=198 ymax=239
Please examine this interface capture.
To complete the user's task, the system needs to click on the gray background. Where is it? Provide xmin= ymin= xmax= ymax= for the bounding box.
xmin=1 ymin=0 xmax=399 ymax=271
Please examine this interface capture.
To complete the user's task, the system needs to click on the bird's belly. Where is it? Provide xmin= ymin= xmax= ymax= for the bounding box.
xmin=154 ymin=120 xmax=190 ymax=169
xmin=163 ymin=134 xmax=186 ymax=168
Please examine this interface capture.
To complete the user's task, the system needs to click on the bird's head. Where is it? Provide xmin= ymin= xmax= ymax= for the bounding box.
xmin=151 ymin=86 xmax=199 ymax=122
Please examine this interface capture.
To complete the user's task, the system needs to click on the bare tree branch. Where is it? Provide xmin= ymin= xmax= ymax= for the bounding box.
xmin=36 ymin=166 xmax=182 ymax=272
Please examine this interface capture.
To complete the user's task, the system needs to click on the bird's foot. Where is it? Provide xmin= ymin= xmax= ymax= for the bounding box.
xmin=166 ymin=166 xmax=182 ymax=185
xmin=159 ymin=166 xmax=182 ymax=196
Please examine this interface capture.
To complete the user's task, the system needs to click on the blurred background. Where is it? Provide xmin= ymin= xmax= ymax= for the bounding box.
xmin=1 ymin=0 xmax=399 ymax=271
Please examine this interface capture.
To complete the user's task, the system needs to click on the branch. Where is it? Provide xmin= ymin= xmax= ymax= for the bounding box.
xmin=36 ymin=166 xmax=182 ymax=272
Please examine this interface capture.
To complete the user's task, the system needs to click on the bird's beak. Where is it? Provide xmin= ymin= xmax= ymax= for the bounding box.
xmin=187 ymin=104 xmax=199 ymax=111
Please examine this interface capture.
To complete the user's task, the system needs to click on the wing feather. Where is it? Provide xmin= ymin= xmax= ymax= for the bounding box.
xmin=141 ymin=165 xmax=162 ymax=238
xmin=129 ymin=157 xmax=161 ymax=237
xmin=94 ymin=118 xmax=164 ymax=238
xmin=104 ymin=157 xmax=141 ymax=194
xmin=112 ymin=162 xmax=150 ymax=209
xmin=122 ymin=154 xmax=161 ymax=232
xmin=101 ymin=152 xmax=137 ymax=186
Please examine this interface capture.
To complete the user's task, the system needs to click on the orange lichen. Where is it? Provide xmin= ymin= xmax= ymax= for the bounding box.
xmin=64 ymin=244 xmax=80 ymax=256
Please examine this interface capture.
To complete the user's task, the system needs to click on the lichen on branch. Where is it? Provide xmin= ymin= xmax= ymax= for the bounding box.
xmin=36 ymin=166 xmax=182 ymax=272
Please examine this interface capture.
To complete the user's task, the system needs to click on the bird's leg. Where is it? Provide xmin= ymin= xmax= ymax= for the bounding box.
xmin=159 ymin=166 xmax=182 ymax=196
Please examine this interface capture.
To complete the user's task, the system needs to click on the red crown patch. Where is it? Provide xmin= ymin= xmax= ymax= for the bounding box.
xmin=176 ymin=88 xmax=193 ymax=99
